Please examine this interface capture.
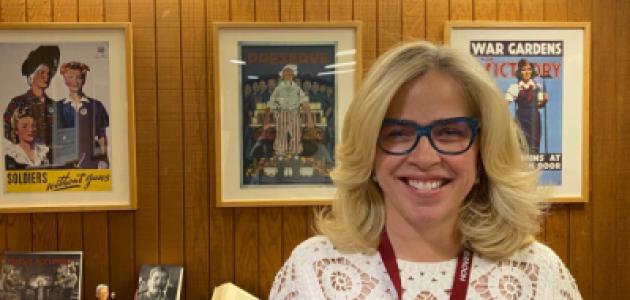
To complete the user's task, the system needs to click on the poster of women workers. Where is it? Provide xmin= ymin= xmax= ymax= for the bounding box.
xmin=472 ymin=40 xmax=564 ymax=186
xmin=0 ymin=24 xmax=135 ymax=211
xmin=446 ymin=21 xmax=591 ymax=202
xmin=0 ymin=42 xmax=112 ymax=192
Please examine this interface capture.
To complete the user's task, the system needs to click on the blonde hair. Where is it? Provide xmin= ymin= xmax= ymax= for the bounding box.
xmin=316 ymin=41 xmax=543 ymax=260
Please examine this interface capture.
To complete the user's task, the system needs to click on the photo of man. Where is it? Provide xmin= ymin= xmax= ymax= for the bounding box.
xmin=136 ymin=265 xmax=182 ymax=300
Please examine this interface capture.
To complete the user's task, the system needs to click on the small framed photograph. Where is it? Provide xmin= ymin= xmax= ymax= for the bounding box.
xmin=2 ymin=251 xmax=83 ymax=300
xmin=213 ymin=22 xmax=361 ymax=206
xmin=0 ymin=23 xmax=136 ymax=212
xmin=445 ymin=21 xmax=590 ymax=202
xmin=136 ymin=264 xmax=183 ymax=300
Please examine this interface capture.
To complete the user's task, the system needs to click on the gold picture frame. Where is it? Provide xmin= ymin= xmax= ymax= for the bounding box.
xmin=0 ymin=23 xmax=136 ymax=212
xmin=445 ymin=21 xmax=590 ymax=203
xmin=213 ymin=22 xmax=361 ymax=207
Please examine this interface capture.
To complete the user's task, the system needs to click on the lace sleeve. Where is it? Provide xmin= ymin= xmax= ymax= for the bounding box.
xmin=552 ymin=257 xmax=582 ymax=300
xmin=269 ymin=255 xmax=308 ymax=300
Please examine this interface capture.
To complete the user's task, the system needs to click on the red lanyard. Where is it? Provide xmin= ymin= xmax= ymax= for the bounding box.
xmin=378 ymin=231 xmax=473 ymax=300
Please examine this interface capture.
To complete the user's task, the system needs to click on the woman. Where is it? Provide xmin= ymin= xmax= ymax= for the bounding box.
xmin=269 ymin=42 xmax=580 ymax=299
xmin=56 ymin=61 xmax=110 ymax=169
xmin=504 ymin=59 xmax=548 ymax=153
xmin=5 ymin=107 xmax=50 ymax=169
xmin=3 ymin=45 xmax=60 ymax=162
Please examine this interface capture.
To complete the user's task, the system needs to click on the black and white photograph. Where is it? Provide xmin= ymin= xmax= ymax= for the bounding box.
xmin=0 ymin=251 xmax=82 ymax=300
xmin=135 ymin=265 xmax=183 ymax=300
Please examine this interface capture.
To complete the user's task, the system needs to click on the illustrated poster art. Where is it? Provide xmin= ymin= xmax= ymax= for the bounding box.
xmin=1 ymin=251 xmax=82 ymax=300
xmin=470 ymin=40 xmax=563 ymax=185
xmin=0 ymin=43 xmax=112 ymax=193
xmin=239 ymin=44 xmax=336 ymax=186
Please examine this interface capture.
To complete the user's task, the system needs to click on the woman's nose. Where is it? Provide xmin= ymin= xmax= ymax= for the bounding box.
xmin=406 ymin=136 xmax=441 ymax=167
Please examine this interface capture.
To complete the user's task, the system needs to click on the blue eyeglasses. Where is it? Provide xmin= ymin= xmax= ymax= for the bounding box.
xmin=377 ymin=117 xmax=480 ymax=155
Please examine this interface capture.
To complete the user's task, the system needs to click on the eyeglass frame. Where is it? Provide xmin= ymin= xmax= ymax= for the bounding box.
xmin=377 ymin=116 xmax=480 ymax=155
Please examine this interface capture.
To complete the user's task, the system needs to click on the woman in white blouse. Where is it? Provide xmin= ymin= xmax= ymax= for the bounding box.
xmin=4 ymin=106 xmax=49 ymax=169
xmin=270 ymin=42 xmax=581 ymax=300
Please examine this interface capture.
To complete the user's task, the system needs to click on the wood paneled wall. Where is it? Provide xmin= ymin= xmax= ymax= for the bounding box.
xmin=0 ymin=0 xmax=628 ymax=299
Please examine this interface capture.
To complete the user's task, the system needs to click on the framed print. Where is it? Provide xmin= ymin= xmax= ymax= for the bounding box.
xmin=0 ymin=23 xmax=136 ymax=212
xmin=213 ymin=22 xmax=361 ymax=206
xmin=2 ymin=251 xmax=83 ymax=300
xmin=445 ymin=21 xmax=590 ymax=203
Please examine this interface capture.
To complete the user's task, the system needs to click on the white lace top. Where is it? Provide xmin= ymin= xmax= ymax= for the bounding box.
xmin=270 ymin=236 xmax=581 ymax=300
xmin=4 ymin=140 xmax=49 ymax=167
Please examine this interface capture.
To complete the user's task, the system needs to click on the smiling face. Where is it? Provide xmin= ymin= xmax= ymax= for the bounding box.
xmin=520 ymin=63 xmax=533 ymax=81
xmin=15 ymin=116 xmax=36 ymax=144
xmin=63 ymin=69 xmax=85 ymax=94
xmin=374 ymin=70 xmax=478 ymax=232
xmin=147 ymin=269 xmax=168 ymax=293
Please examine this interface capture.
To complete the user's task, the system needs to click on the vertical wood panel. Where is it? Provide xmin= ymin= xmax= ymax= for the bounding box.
xmin=108 ymin=212 xmax=135 ymax=299
xmin=567 ymin=0 xmax=591 ymax=21
xmin=0 ymin=216 xmax=6 ymax=258
xmin=473 ymin=0 xmax=496 ymax=20
xmin=58 ymin=213 xmax=83 ymax=250
xmin=0 ymin=0 xmax=26 ymax=21
xmin=26 ymin=0 xmax=51 ymax=21
xmin=208 ymin=0 xmax=235 ymax=290
xmin=402 ymin=0 xmax=425 ymax=41
xmin=156 ymin=0 xmax=185 ymax=267
xmin=544 ymin=0 xmax=567 ymax=20
xmin=425 ymin=0 xmax=448 ymax=42
xmin=592 ymin=0 xmax=618 ymax=298
xmin=354 ymin=0 xmax=376 ymax=71
xmin=32 ymin=214 xmax=57 ymax=250
xmin=131 ymin=0 xmax=160 ymax=275
xmin=53 ymin=0 xmax=78 ymax=21
xmin=105 ymin=0 xmax=129 ymax=21
xmin=305 ymin=0 xmax=327 ymax=21
xmin=616 ymin=1 xmax=630 ymax=295
xmin=280 ymin=0 xmax=303 ymax=22
xmin=377 ymin=0 xmax=402 ymax=54
xmin=83 ymin=214 xmax=109 ymax=299
xmin=497 ymin=0 xmax=520 ymax=20
xmin=182 ymin=0 xmax=210 ymax=297
xmin=78 ymin=0 xmax=102 ymax=21
xmin=330 ymin=0 xmax=352 ymax=21
xmin=254 ymin=0 xmax=283 ymax=297
xmin=521 ymin=0 xmax=543 ymax=21
xmin=7 ymin=215 xmax=31 ymax=251
xmin=450 ymin=0 xmax=472 ymax=20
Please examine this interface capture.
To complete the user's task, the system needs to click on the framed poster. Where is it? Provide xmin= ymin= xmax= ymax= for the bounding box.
xmin=445 ymin=21 xmax=590 ymax=203
xmin=213 ymin=22 xmax=361 ymax=206
xmin=0 ymin=23 xmax=136 ymax=212
xmin=1 ymin=251 xmax=83 ymax=300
